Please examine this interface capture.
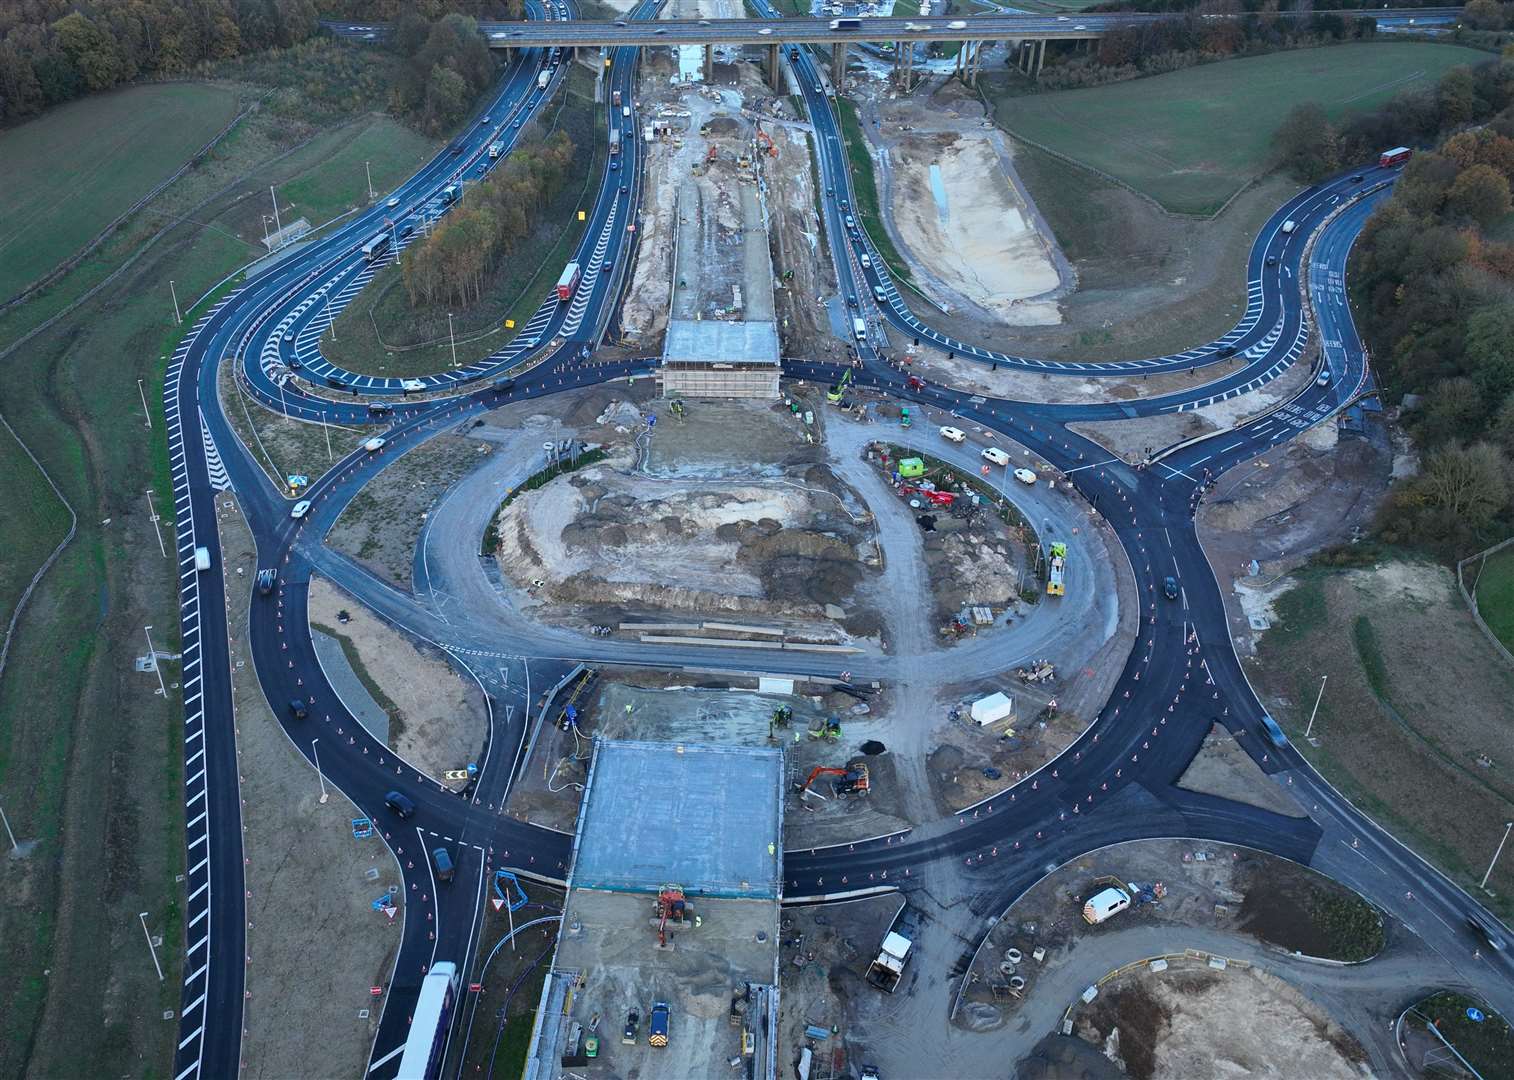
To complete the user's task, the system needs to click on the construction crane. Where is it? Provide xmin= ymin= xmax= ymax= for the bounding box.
xmin=656 ymin=884 xmax=689 ymax=946
xmin=795 ymin=762 xmax=870 ymax=799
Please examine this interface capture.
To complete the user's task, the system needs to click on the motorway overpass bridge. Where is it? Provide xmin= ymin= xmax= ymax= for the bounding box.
xmin=330 ymin=7 xmax=1461 ymax=87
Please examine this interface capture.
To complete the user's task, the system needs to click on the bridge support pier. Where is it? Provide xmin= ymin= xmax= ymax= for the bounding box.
xmin=769 ymin=43 xmax=783 ymax=92
xmin=704 ymin=42 xmax=714 ymax=82
xmin=1033 ymin=38 xmax=1046 ymax=78
xmin=954 ymin=40 xmax=983 ymax=88
xmin=831 ymin=41 xmax=847 ymax=90
xmin=894 ymin=41 xmax=915 ymax=91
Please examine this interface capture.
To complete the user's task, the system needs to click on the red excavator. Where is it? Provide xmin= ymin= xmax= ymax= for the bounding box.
xmin=656 ymin=884 xmax=689 ymax=946
xmin=795 ymin=762 xmax=871 ymax=799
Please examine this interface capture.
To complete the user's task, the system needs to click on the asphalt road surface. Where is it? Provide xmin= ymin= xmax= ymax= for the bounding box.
xmin=161 ymin=11 xmax=1513 ymax=1079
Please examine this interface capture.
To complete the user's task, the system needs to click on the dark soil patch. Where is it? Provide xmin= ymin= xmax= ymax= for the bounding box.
xmin=1079 ymin=976 xmax=1184 ymax=1080
xmin=860 ymin=740 xmax=886 ymax=755
xmin=1236 ymin=861 xmax=1382 ymax=961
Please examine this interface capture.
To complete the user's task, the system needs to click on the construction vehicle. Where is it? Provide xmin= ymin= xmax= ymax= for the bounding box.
xmin=904 ymin=374 xmax=925 ymax=391
xmin=656 ymin=884 xmax=690 ymax=946
xmin=707 ymin=144 xmax=718 ymax=163
xmin=866 ymin=908 xmax=918 ymax=992
xmin=1016 ymin=660 xmax=1054 ymax=684
xmin=900 ymin=406 xmax=912 ymax=428
xmin=900 ymin=484 xmax=955 ymax=507
xmin=622 ymin=1010 xmax=639 ymax=1045
xmin=1046 ymin=541 xmax=1067 ymax=597
xmin=827 ymin=367 xmax=853 ymax=404
xmin=757 ymin=128 xmax=777 ymax=157
xmin=807 ymin=715 xmax=841 ymax=740
xmin=795 ymin=761 xmax=869 ymax=798
xmin=649 ymin=1002 xmax=670 ymax=1047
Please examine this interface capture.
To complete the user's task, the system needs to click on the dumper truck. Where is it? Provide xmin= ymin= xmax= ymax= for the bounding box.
xmin=866 ymin=908 xmax=919 ymax=992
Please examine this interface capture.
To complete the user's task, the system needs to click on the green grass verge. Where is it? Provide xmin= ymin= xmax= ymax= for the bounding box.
xmin=1473 ymin=544 xmax=1514 ymax=655
xmin=312 ymin=621 xmax=407 ymax=741
xmin=834 ymin=98 xmax=914 ymax=288
xmin=1407 ymin=993 xmax=1514 ymax=1080
xmin=323 ymin=70 xmax=603 ymax=378
xmin=0 ymin=83 xmax=241 ymax=303
xmin=986 ymin=42 xmax=1489 ymax=214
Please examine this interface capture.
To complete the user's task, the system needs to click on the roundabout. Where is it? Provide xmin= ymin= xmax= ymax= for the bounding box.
xmin=154 ymin=9 xmax=1514 ymax=1079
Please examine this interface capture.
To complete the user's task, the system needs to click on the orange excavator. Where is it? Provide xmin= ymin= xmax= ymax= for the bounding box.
xmin=656 ymin=884 xmax=689 ymax=946
xmin=757 ymin=128 xmax=777 ymax=158
xmin=795 ymin=762 xmax=871 ymax=799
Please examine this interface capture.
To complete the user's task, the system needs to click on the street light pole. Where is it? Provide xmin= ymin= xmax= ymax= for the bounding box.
xmin=1481 ymin=820 xmax=1514 ymax=890
xmin=365 ymin=160 xmax=375 ymax=201
xmin=143 ymin=626 xmax=167 ymax=698
xmin=324 ymin=289 xmax=337 ymax=342
xmin=270 ymin=185 xmax=283 ymax=240
xmin=145 ymin=490 xmax=166 ymax=558
xmin=137 ymin=378 xmax=153 ymax=427
xmin=1304 ymin=674 xmax=1328 ymax=740
xmin=169 ymin=280 xmax=182 ymax=325
xmin=448 ymin=313 xmax=458 ymax=367
xmin=138 ymin=912 xmax=164 ymax=982
xmin=0 ymin=800 xmax=18 ymax=851
xmin=312 ymin=738 xmax=328 ymax=804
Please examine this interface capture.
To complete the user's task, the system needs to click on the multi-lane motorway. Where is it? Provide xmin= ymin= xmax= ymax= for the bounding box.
xmin=162 ymin=11 xmax=1512 ymax=1079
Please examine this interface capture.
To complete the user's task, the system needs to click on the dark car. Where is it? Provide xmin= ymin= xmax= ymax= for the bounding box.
xmin=288 ymin=699 xmax=308 ymax=720
xmin=1467 ymin=912 xmax=1507 ymax=951
xmin=1350 ymin=174 xmax=1364 ymax=183
xmin=367 ymin=401 xmax=393 ymax=416
xmin=384 ymin=790 xmax=416 ymax=818
xmin=288 ymin=356 xmax=303 ymax=370
xmin=449 ymin=142 xmax=464 ymax=155
xmin=1260 ymin=713 xmax=1288 ymax=748
xmin=432 ymin=846 xmax=455 ymax=883
xmin=1217 ymin=344 xmax=1237 ymax=359
xmin=1265 ymin=255 xmax=1278 ymax=266
xmin=1163 ymin=575 xmax=1179 ymax=600
xmin=493 ymin=377 xmax=516 ymax=394
xmin=255 ymin=568 xmax=277 ymax=596
xmin=326 ymin=376 xmax=344 ymax=389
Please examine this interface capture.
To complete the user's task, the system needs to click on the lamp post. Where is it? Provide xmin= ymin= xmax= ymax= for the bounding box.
xmin=143 ymin=626 xmax=166 ymax=698
xmin=1304 ymin=674 xmax=1328 ymax=740
xmin=311 ymin=738 xmax=328 ymax=804
xmin=1481 ymin=820 xmax=1514 ymax=890
xmin=448 ymin=313 xmax=459 ymax=367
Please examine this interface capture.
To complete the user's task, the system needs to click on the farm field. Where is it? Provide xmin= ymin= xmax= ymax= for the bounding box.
xmin=988 ymin=42 xmax=1489 ymax=213
xmin=1473 ymin=543 xmax=1514 ymax=654
xmin=0 ymin=83 xmax=241 ymax=303
xmin=1253 ymin=559 xmax=1514 ymax=919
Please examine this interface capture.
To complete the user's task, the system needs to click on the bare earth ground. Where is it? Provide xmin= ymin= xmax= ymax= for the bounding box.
xmin=307 ymin=576 xmax=487 ymax=780
xmin=883 ymin=122 xmax=1063 ymax=324
xmin=1068 ymin=351 xmax=1318 ymax=464
xmin=1176 ymin=722 xmax=1306 ymax=818
xmin=218 ymin=355 xmax=367 ymax=491
xmin=506 ymin=674 xmax=912 ymax=848
xmin=218 ymin=496 xmax=398 ymax=1079
xmin=958 ymin=839 xmax=1379 ymax=1029
xmin=495 ymin=400 xmax=883 ymax=638
xmin=327 ymin=429 xmax=495 ymax=589
xmin=1074 ymin=966 xmax=1369 ymax=1080
xmin=1249 ymin=560 xmax=1514 ymax=907
xmin=858 ymin=72 xmax=1299 ymax=361
xmin=908 ymin=343 xmax=1252 ymax=405
xmin=775 ymin=895 xmax=905 ymax=1077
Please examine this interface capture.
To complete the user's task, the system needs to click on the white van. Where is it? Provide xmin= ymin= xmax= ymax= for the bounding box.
xmin=981 ymin=446 xmax=1010 ymax=467
xmin=859 ymin=252 xmax=871 ymax=268
xmin=873 ymin=285 xmax=887 ymax=302
xmin=852 ymin=317 xmax=867 ymax=341
xmin=1082 ymin=887 xmax=1131 ymax=924
xmin=194 ymin=546 xmax=211 ymax=572
xmin=1281 ymin=219 xmax=1297 ymax=234
xmin=939 ymin=425 xmax=966 ymax=443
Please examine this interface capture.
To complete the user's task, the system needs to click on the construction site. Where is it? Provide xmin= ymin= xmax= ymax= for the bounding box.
xmin=524 ymin=739 xmax=783 ymax=1079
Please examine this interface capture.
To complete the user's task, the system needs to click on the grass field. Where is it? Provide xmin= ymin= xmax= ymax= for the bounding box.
xmin=1254 ymin=560 xmax=1514 ymax=919
xmin=0 ymin=83 xmax=241 ymax=303
xmin=988 ymin=42 xmax=1488 ymax=214
xmin=280 ymin=117 xmax=437 ymax=229
xmin=835 ymin=98 xmax=915 ymax=288
xmin=1473 ymin=543 xmax=1514 ymax=654
xmin=0 ymin=75 xmax=437 ymax=1077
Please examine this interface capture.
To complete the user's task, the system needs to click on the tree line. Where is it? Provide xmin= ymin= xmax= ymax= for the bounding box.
xmin=0 ymin=1 xmax=521 ymax=127
xmin=401 ymin=130 xmax=576 ymax=309
xmin=1297 ymin=56 xmax=1514 ymax=553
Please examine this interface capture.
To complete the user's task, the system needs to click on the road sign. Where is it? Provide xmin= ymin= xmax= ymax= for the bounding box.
xmin=505 ymin=318 xmax=515 ymax=329
xmin=492 ymin=897 xmax=504 ymax=912
xmin=370 ymin=986 xmax=383 ymax=996
xmin=1467 ymin=1007 xmax=1486 ymax=1023
xmin=470 ymin=983 xmax=483 ymax=993
xmin=578 ymin=210 xmax=586 ymax=221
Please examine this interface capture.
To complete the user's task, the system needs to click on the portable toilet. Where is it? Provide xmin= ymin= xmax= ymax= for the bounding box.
xmin=899 ymin=457 xmax=926 ymax=479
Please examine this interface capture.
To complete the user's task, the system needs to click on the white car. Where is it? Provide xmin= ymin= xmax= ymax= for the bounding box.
xmin=1013 ymin=468 xmax=1037 ymax=485
xmin=401 ymin=379 xmax=426 ymax=393
xmin=1316 ymin=367 xmax=1332 ymax=386
xmin=386 ymin=197 xmax=400 ymax=209
xmin=939 ymin=425 xmax=966 ymax=443
xmin=1073 ymin=23 xmax=1086 ymax=30
xmin=948 ymin=19 xmax=966 ymax=29
xmin=364 ymin=436 xmax=386 ymax=452
xmin=290 ymin=500 xmax=312 ymax=519
xmin=904 ymin=21 xmax=923 ymax=29
xmin=759 ymin=26 xmax=773 ymax=34
xmin=1056 ymin=14 xmax=1069 ymax=20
